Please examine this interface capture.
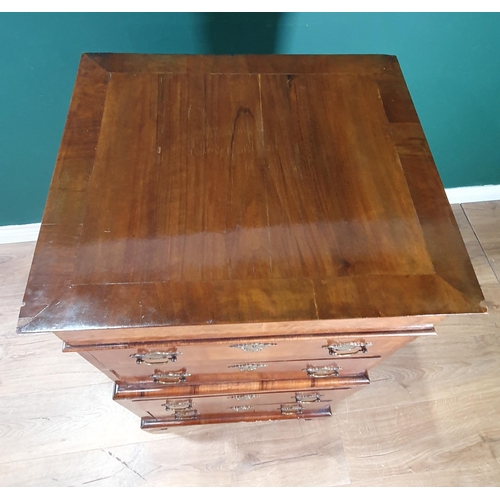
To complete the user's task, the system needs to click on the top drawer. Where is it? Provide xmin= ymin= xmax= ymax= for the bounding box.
xmin=65 ymin=330 xmax=431 ymax=374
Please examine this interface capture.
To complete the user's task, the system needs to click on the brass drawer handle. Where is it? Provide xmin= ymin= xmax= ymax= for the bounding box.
xmin=227 ymin=394 xmax=258 ymax=400
xmin=162 ymin=399 xmax=192 ymax=411
xmin=280 ymin=403 xmax=303 ymax=415
xmin=130 ymin=351 xmax=179 ymax=364
xmin=229 ymin=405 xmax=254 ymax=412
xmin=174 ymin=409 xmax=198 ymax=421
xmin=228 ymin=363 xmax=267 ymax=372
xmin=323 ymin=341 xmax=372 ymax=357
xmin=150 ymin=370 xmax=191 ymax=385
xmin=304 ymin=366 xmax=341 ymax=378
xmin=295 ymin=392 xmax=322 ymax=403
xmin=229 ymin=342 xmax=277 ymax=352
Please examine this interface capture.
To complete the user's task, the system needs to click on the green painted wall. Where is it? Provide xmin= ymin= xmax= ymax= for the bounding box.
xmin=1 ymin=12 xmax=499 ymax=226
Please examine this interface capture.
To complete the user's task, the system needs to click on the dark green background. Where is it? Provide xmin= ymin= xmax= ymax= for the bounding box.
xmin=1 ymin=12 xmax=499 ymax=226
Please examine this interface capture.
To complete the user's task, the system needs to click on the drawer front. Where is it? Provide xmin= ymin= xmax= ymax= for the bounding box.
xmin=140 ymin=406 xmax=333 ymax=430
xmin=73 ymin=332 xmax=422 ymax=383
xmin=117 ymin=386 xmax=360 ymax=420
xmin=85 ymin=355 xmax=379 ymax=384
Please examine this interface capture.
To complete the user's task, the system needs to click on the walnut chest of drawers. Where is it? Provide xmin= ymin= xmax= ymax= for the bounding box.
xmin=17 ymin=53 xmax=485 ymax=431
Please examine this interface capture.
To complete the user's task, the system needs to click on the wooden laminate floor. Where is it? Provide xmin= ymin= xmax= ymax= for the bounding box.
xmin=1 ymin=201 xmax=499 ymax=487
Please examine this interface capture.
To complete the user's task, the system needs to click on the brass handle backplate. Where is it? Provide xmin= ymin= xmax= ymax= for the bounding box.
xmin=130 ymin=351 xmax=179 ymax=365
xmin=228 ymin=363 xmax=267 ymax=372
xmin=174 ymin=409 xmax=198 ymax=421
xmin=162 ymin=399 xmax=192 ymax=411
xmin=150 ymin=370 xmax=191 ymax=385
xmin=229 ymin=405 xmax=254 ymax=412
xmin=280 ymin=403 xmax=303 ymax=415
xmin=227 ymin=394 xmax=258 ymax=401
xmin=323 ymin=341 xmax=372 ymax=357
xmin=295 ymin=392 xmax=322 ymax=403
xmin=229 ymin=342 xmax=277 ymax=352
xmin=304 ymin=365 xmax=341 ymax=378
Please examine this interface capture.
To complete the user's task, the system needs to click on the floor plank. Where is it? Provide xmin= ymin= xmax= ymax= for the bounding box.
xmin=0 ymin=449 xmax=140 ymax=487
xmin=104 ymin=419 xmax=349 ymax=487
xmin=0 ymin=399 xmax=349 ymax=486
xmin=0 ymin=383 xmax=159 ymax=465
xmin=463 ymin=201 xmax=500 ymax=282
xmin=0 ymin=334 xmax=109 ymax=396
xmin=343 ymin=330 xmax=500 ymax=414
xmin=452 ymin=204 xmax=499 ymax=285
xmin=343 ymin=464 xmax=500 ymax=487
xmin=0 ymin=242 xmax=35 ymax=288
xmin=337 ymin=394 xmax=500 ymax=484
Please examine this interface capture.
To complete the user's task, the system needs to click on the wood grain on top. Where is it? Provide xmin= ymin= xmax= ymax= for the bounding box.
xmin=17 ymin=54 xmax=485 ymax=338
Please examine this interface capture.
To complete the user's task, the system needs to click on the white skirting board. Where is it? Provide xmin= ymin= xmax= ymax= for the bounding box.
xmin=445 ymin=184 xmax=500 ymax=204
xmin=1 ymin=184 xmax=499 ymax=245
xmin=0 ymin=222 xmax=41 ymax=245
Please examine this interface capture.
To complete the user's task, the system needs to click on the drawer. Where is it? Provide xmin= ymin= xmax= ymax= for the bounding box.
xmin=116 ymin=386 xmax=362 ymax=419
xmin=113 ymin=374 xmax=370 ymax=422
xmin=82 ymin=355 xmax=379 ymax=384
xmin=67 ymin=330 xmax=427 ymax=383
xmin=140 ymin=406 xmax=333 ymax=430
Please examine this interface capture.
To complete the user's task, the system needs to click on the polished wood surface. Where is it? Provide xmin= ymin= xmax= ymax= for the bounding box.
xmin=80 ymin=354 xmax=377 ymax=384
xmin=118 ymin=386 xmax=363 ymax=421
xmin=62 ymin=330 xmax=426 ymax=355
xmin=140 ymin=407 xmax=334 ymax=430
xmin=67 ymin=331 xmax=423 ymax=384
xmin=48 ymin=315 xmax=439 ymax=345
xmin=113 ymin=373 xmax=370 ymax=399
xmin=1 ymin=201 xmax=499 ymax=485
xmin=14 ymin=53 xmax=486 ymax=433
xmin=18 ymin=53 xmax=484 ymax=339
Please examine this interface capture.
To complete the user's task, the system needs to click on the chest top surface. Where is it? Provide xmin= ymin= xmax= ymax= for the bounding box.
xmin=17 ymin=54 xmax=484 ymax=339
